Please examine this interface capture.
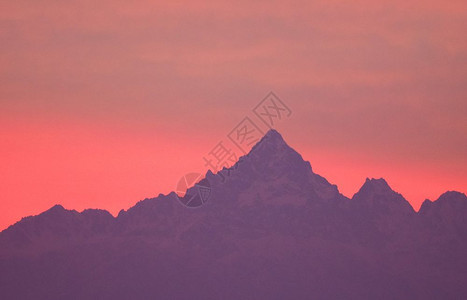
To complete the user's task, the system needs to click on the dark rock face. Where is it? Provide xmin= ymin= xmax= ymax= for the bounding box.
xmin=0 ymin=130 xmax=466 ymax=300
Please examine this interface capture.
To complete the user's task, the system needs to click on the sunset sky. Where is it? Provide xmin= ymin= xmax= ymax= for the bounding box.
xmin=1 ymin=0 xmax=466 ymax=230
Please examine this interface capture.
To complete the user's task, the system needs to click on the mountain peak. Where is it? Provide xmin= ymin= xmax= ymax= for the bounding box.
xmin=205 ymin=128 xmax=344 ymax=205
xmin=264 ymin=128 xmax=284 ymax=140
xmin=352 ymin=178 xmax=414 ymax=215
xmin=247 ymin=129 xmax=288 ymax=156
xmin=419 ymin=191 xmax=467 ymax=217
xmin=239 ymin=128 xmax=310 ymax=176
xmin=361 ymin=178 xmax=392 ymax=194
xmin=437 ymin=191 xmax=467 ymax=203
xmin=48 ymin=204 xmax=65 ymax=211
xmin=40 ymin=204 xmax=73 ymax=218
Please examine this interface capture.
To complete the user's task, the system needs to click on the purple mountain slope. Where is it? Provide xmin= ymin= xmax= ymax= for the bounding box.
xmin=418 ymin=191 xmax=467 ymax=237
xmin=0 ymin=129 xmax=466 ymax=300
xmin=352 ymin=178 xmax=414 ymax=216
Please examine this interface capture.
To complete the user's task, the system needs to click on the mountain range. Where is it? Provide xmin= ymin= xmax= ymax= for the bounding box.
xmin=1 ymin=129 xmax=466 ymax=299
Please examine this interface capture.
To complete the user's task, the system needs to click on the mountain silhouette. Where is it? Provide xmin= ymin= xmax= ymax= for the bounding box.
xmin=0 ymin=129 xmax=466 ymax=299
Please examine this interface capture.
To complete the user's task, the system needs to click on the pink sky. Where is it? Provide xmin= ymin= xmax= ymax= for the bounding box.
xmin=1 ymin=0 xmax=466 ymax=230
